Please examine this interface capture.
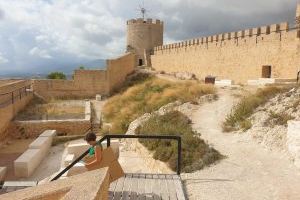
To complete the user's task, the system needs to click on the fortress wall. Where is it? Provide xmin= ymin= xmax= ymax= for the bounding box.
xmin=152 ymin=23 xmax=300 ymax=84
xmin=33 ymin=53 xmax=136 ymax=99
xmin=0 ymin=80 xmax=33 ymax=141
xmin=107 ymin=53 xmax=136 ymax=92
xmin=33 ymin=70 xmax=109 ymax=99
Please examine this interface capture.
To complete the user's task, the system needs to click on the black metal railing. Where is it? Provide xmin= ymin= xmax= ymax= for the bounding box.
xmin=0 ymin=84 xmax=32 ymax=108
xmin=51 ymin=134 xmax=182 ymax=181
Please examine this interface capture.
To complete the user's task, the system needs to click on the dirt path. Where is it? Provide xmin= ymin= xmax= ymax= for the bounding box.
xmin=182 ymin=88 xmax=300 ymax=200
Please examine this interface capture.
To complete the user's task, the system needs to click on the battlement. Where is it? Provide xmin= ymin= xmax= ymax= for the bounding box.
xmin=127 ymin=18 xmax=163 ymax=25
xmin=154 ymin=22 xmax=292 ymax=51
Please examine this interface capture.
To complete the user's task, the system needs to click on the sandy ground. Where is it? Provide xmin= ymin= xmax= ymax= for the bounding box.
xmin=182 ymin=88 xmax=300 ymax=200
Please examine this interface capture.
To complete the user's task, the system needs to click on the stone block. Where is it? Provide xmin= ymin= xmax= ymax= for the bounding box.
xmin=270 ymin=24 xmax=280 ymax=33
xmin=67 ymin=143 xmax=90 ymax=158
xmin=237 ymin=30 xmax=245 ymax=38
xmin=3 ymin=181 xmax=37 ymax=187
xmin=280 ymin=22 xmax=289 ymax=31
xmin=14 ymin=149 xmax=44 ymax=178
xmin=96 ymin=94 xmax=102 ymax=101
xmin=261 ymin=26 xmax=270 ymax=34
xmin=244 ymin=29 xmax=253 ymax=37
xmin=253 ymin=27 xmax=261 ymax=35
xmin=64 ymin=154 xmax=75 ymax=167
xmin=215 ymin=80 xmax=233 ymax=86
xmin=29 ymin=136 xmax=52 ymax=156
xmin=287 ymin=121 xmax=300 ymax=168
xmin=39 ymin=130 xmax=56 ymax=138
xmin=0 ymin=167 xmax=7 ymax=182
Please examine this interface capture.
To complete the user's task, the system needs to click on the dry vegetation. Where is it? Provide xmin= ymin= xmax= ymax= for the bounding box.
xmin=103 ymin=75 xmax=215 ymax=133
xmin=136 ymin=111 xmax=223 ymax=172
xmin=16 ymin=97 xmax=85 ymax=120
xmin=223 ymin=86 xmax=287 ymax=132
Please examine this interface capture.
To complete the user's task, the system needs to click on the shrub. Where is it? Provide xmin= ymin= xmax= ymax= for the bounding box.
xmin=103 ymin=77 xmax=215 ymax=133
xmin=47 ymin=72 xmax=66 ymax=80
xmin=223 ymin=86 xmax=284 ymax=132
xmin=136 ymin=111 xmax=223 ymax=173
xmin=267 ymin=111 xmax=294 ymax=126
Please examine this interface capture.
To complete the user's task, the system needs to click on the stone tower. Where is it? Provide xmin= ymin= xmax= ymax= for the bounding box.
xmin=126 ymin=18 xmax=163 ymax=67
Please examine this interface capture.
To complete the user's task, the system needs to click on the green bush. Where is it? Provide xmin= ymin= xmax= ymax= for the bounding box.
xmin=47 ymin=72 xmax=66 ymax=80
xmin=136 ymin=111 xmax=223 ymax=173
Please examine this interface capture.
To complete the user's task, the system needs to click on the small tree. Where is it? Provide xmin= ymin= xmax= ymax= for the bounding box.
xmin=47 ymin=72 xmax=66 ymax=80
xmin=78 ymin=65 xmax=85 ymax=70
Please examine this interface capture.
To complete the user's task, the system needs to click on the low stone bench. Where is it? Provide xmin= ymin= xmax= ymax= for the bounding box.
xmin=0 ymin=167 xmax=7 ymax=182
xmin=14 ymin=149 xmax=44 ymax=178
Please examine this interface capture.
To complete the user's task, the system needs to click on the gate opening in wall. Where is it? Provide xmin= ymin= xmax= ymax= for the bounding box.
xmin=262 ymin=65 xmax=272 ymax=78
xmin=138 ymin=59 xmax=143 ymax=66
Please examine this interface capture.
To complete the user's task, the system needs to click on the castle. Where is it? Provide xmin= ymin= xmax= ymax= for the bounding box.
xmin=128 ymin=3 xmax=300 ymax=84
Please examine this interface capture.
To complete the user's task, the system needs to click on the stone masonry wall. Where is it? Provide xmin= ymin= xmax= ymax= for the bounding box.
xmin=107 ymin=53 xmax=136 ymax=92
xmin=33 ymin=53 xmax=135 ymax=99
xmin=0 ymin=80 xmax=33 ymax=141
xmin=151 ymin=23 xmax=300 ymax=84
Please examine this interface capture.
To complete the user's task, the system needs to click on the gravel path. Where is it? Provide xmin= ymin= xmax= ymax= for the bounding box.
xmin=182 ymin=88 xmax=300 ymax=200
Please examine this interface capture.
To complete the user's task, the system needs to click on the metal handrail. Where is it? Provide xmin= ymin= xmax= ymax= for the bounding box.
xmin=0 ymin=84 xmax=32 ymax=108
xmin=51 ymin=134 xmax=182 ymax=181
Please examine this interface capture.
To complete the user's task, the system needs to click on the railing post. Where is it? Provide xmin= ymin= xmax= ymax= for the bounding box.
xmin=177 ymin=137 xmax=181 ymax=175
xmin=107 ymin=137 xmax=111 ymax=147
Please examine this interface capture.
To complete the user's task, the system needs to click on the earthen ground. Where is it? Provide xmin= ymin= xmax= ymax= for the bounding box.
xmin=182 ymin=88 xmax=300 ymax=200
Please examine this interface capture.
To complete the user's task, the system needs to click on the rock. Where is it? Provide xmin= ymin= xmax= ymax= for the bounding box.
xmin=174 ymin=72 xmax=196 ymax=80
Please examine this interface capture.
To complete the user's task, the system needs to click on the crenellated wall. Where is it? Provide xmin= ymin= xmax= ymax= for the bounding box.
xmin=33 ymin=53 xmax=136 ymax=99
xmin=151 ymin=22 xmax=300 ymax=84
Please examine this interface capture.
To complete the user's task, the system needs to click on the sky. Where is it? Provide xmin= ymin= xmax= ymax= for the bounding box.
xmin=0 ymin=0 xmax=298 ymax=75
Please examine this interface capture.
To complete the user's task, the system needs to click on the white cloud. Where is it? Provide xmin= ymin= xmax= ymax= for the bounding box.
xmin=29 ymin=47 xmax=52 ymax=59
xmin=0 ymin=52 xmax=8 ymax=64
xmin=0 ymin=0 xmax=298 ymax=73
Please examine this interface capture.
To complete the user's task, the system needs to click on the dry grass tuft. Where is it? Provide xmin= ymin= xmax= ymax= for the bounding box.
xmin=103 ymin=77 xmax=215 ymax=134
xmin=223 ymin=86 xmax=286 ymax=132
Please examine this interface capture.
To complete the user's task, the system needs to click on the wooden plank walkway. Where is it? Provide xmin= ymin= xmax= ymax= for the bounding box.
xmin=109 ymin=173 xmax=186 ymax=200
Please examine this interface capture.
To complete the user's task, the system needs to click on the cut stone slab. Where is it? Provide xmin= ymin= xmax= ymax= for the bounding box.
xmin=14 ymin=149 xmax=44 ymax=178
xmin=3 ymin=181 xmax=37 ymax=187
xmin=215 ymin=80 xmax=233 ymax=86
xmin=28 ymin=136 xmax=52 ymax=156
xmin=0 ymin=167 xmax=7 ymax=182
xmin=39 ymin=130 xmax=57 ymax=138
xmin=64 ymin=154 xmax=75 ymax=167
xmin=67 ymin=143 xmax=90 ymax=158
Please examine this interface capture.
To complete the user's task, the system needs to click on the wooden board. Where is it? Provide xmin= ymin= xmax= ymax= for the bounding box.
xmin=109 ymin=173 xmax=186 ymax=200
